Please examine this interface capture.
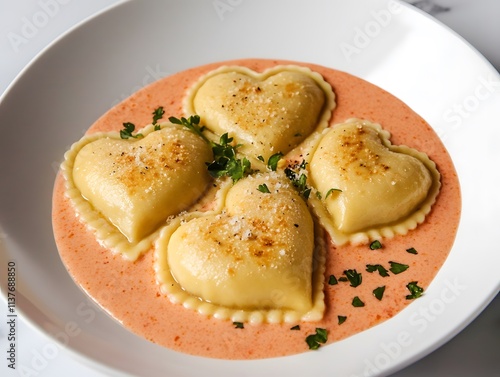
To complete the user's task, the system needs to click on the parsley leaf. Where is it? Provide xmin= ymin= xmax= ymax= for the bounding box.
xmin=352 ymin=296 xmax=365 ymax=307
xmin=285 ymin=162 xmax=311 ymax=199
xmin=290 ymin=325 xmax=300 ymax=330
xmin=369 ymin=240 xmax=383 ymax=250
xmin=389 ymin=261 xmax=409 ymax=274
xmin=169 ymin=115 xmax=209 ymax=142
xmin=206 ymin=133 xmax=252 ymax=182
xmin=366 ymin=264 xmax=390 ymax=277
xmin=120 ymin=122 xmax=143 ymax=139
xmin=267 ymin=152 xmax=283 ymax=171
xmin=152 ymin=106 xmax=165 ymax=130
xmin=373 ymin=286 xmax=386 ymax=301
xmin=325 ymin=188 xmax=342 ymax=199
xmin=406 ymin=247 xmax=418 ymax=255
xmin=338 ymin=316 xmax=347 ymax=325
xmin=257 ymin=183 xmax=270 ymax=193
xmin=406 ymin=282 xmax=424 ymax=299
xmin=343 ymin=269 xmax=362 ymax=287
xmin=328 ymin=275 xmax=338 ymax=285
xmin=305 ymin=328 xmax=328 ymax=350
xmin=233 ymin=321 xmax=244 ymax=329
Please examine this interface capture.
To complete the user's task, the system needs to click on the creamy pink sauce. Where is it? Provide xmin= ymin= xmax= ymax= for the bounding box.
xmin=52 ymin=59 xmax=461 ymax=359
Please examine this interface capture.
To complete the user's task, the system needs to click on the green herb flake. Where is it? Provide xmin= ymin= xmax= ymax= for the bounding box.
xmin=290 ymin=325 xmax=300 ymax=331
xmin=267 ymin=152 xmax=283 ymax=171
xmin=343 ymin=269 xmax=362 ymax=287
xmin=338 ymin=277 xmax=348 ymax=282
xmin=120 ymin=122 xmax=143 ymax=139
xmin=389 ymin=261 xmax=409 ymax=274
xmin=257 ymin=183 xmax=271 ymax=193
xmin=369 ymin=240 xmax=383 ymax=250
xmin=373 ymin=286 xmax=386 ymax=301
xmin=285 ymin=165 xmax=311 ymax=199
xmin=338 ymin=316 xmax=347 ymax=325
xmin=233 ymin=321 xmax=244 ymax=329
xmin=206 ymin=133 xmax=252 ymax=182
xmin=257 ymin=155 xmax=265 ymax=162
xmin=325 ymin=188 xmax=342 ymax=199
xmin=169 ymin=115 xmax=209 ymax=142
xmin=305 ymin=328 xmax=328 ymax=350
xmin=152 ymin=106 xmax=165 ymax=126
xmin=406 ymin=281 xmax=424 ymax=300
xmin=366 ymin=264 xmax=390 ymax=277
xmin=328 ymin=275 xmax=338 ymax=285
xmin=352 ymin=296 xmax=365 ymax=307
xmin=406 ymin=247 xmax=418 ymax=255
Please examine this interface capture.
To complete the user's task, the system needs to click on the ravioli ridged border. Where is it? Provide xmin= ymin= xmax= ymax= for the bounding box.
xmin=183 ymin=64 xmax=336 ymax=170
xmin=153 ymin=177 xmax=327 ymax=324
xmin=306 ymin=118 xmax=442 ymax=246
xmin=60 ymin=123 xmax=204 ymax=261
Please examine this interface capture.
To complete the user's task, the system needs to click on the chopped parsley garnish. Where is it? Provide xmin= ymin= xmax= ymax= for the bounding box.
xmin=257 ymin=183 xmax=270 ymax=193
xmin=338 ymin=277 xmax=348 ymax=282
xmin=369 ymin=240 xmax=383 ymax=250
xmin=267 ymin=152 xmax=283 ymax=171
xmin=285 ymin=161 xmax=311 ymax=199
xmin=389 ymin=261 xmax=409 ymax=274
xmin=328 ymin=274 xmax=338 ymax=285
xmin=233 ymin=321 xmax=244 ymax=329
xmin=406 ymin=247 xmax=418 ymax=255
xmin=152 ymin=106 xmax=165 ymax=130
xmin=305 ymin=328 xmax=328 ymax=350
xmin=352 ymin=296 xmax=365 ymax=307
xmin=366 ymin=264 xmax=390 ymax=277
xmin=257 ymin=155 xmax=265 ymax=162
xmin=338 ymin=316 xmax=347 ymax=325
xmin=343 ymin=269 xmax=362 ymax=287
xmin=120 ymin=122 xmax=143 ymax=139
xmin=206 ymin=133 xmax=252 ymax=182
xmin=325 ymin=188 xmax=342 ymax=199
xmin=169 ymin=115 xmax=209 ymax=142
xmin=290 ymin=325 xmax=300 ymax=330
xmin=373 ymin=286 xmax=386 ymax=301
xmin=406 ymin=282 xmax=424 ymax=299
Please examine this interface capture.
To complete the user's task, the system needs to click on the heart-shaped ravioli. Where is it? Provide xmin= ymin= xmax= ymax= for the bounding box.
xmin=155 ymin=172 xmax=326 ymax=323
xmin=308 ymin=119 xmax=441 ymax=245
xmin=185 ymin=65 xmax=335 ymax=162
xmin=62 ymin=124 xmax=212 ymax=260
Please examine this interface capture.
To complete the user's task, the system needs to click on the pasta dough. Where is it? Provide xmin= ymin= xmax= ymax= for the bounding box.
xmin=63 ymin=124 xmax=212 ymax=259
xmin=186 ymin=65 xmax=335 ymax=162
xmin=156 ymin=172 xmax=326 ymax=323
xmin=308 ymin=119 xmax=441 ymax=244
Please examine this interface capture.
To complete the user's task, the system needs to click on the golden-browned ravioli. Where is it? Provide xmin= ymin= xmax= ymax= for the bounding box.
xmin=308 ymin=119 xmax=441 ymax=245
xmin=62 ymin=124 xmax=212 ymax=260
xmin=185 ymin=65 xmax=335 ymax=163
xmin=155 ymin=172 xmax=326 ymax=324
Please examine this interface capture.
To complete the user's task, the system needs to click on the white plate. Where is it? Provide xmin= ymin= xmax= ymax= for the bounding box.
xmin=1 ymin=0 xmax=499 ymax=376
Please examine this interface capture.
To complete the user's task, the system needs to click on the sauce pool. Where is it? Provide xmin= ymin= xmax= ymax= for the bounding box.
xmin=52 ymin=59 xmax=461 ymax=359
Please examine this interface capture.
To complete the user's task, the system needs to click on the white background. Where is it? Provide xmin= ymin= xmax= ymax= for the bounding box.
xmin=1 ymin=1 xmax=498 ymax=376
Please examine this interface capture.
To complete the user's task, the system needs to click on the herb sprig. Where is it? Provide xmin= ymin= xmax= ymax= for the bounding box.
xmin=206 ymin=133 xmax=251 ymax=182
xmin=285 ymin=160 xmax=311 ymax=199
xmin=169 ymin=115 xmax=209 ymax=142
xmin=120 ymin=122 xmax=143 ymax=139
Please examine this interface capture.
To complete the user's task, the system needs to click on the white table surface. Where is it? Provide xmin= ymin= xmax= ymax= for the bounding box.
xmin=1 ymin=1 xmax=498 ymax=376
